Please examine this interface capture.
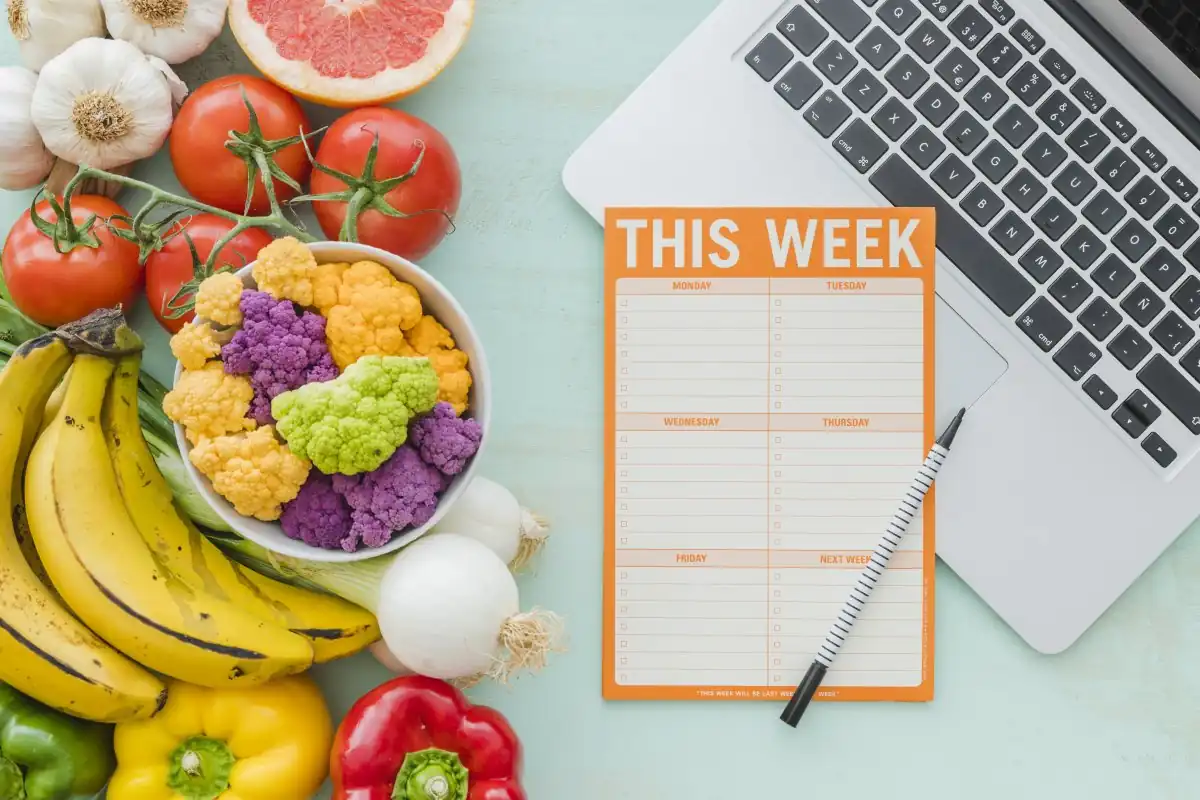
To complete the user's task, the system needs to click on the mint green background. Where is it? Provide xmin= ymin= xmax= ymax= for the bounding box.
xmin=4 ymin=3 xmax=1200 ymax=797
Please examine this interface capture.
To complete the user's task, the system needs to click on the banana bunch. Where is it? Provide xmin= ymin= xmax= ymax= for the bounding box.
xmin=0 ymin=310 xmax=379 ymax=723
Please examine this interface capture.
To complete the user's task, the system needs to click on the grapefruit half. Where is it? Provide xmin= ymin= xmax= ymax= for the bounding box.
xmin=229 ymin=0 xmax=474 ymax=107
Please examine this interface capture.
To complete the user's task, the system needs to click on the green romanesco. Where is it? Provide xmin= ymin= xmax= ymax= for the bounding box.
xmin=271 ymin=355 xmax=439 ymax=476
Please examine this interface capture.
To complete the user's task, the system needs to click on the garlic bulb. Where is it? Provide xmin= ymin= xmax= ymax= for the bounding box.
xmin=5 ymin=0 xmax=105 ymax=72
xmin=0 ymin=66 xmax=54 ymax=190
xmin=31 ymin=38 xmax=186 ymax=171
xmin=100 ymin=0 xmax=229 ymax=65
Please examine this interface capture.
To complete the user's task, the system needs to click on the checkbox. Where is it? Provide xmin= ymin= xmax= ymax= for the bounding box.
xmin=620 ymin=299 xmax=628 ymax=307
xmin=620 ymin=589 xmax=627 ymax=597
xmin=621 ymin=333 xmax=628 ymax=341
xmin=620 ymin=486 xmax=628 ymax=494
xmin=774 ymin=522 xmax=781 ymax=529
xmin=775 ymin=368 xmax=782 ymax=375
xmin=773 ymin=641 xmax=781 ymax=649
xmin=775 ymin=402 xmax=782 ymax=409
xmin=620 ymin=503 xmax=627 ymax=511
xmin=774 ymin=674 xmax=781 ymax=682
xmin=775 ymin=505 xmax=781 ymax=512
xmin=620 ymin=384 xmax=627 ymax=392
xmin=774 ymin=589 xmax=781 ymax=598
xmin=774 ymin=470 xmax=781 ymax=478
xmin=775 ymin=454 xmax=782 ymax=461
xmin=620 ymin=537 xmax=628 ymax=544
xmin=620 ymin=640 xmax=627 ymax=648
xmin=621 ymin=367 xmax=629 ymax=375
xmin=620 ymin=606 xmax=628 ymax=613
xmin=775 ymin=350 xmax=782 ymax=358
xmin=774 ymin=572 xmax=781 ymax=580
xmin=620 ymin=622 xmax=627 ymax=631
xmin=620 ymin=470 xmax=628 ymax=477
xmin=620 ymin=316 xmax=628 ymax=324
xmin=621 ymin=657 xmax=628 ymax=665
xmin=775 ymin=316 xmax=781 ymax=323
xmin=774 ymin=334 xmax=781 ymax=341
xmin=620 ymin=452 xmax=628 ymax=460
xmin=775 ymin=299 xmax=782 ymax=306
xmin=774 ymin=487 xmax=781 ymax=495
xmin=774 ymin=624 xmax=781 ymax=632
xmin=774 ymin=659 xmax=781 ymax=666
xmin=621 ymin=521 xmax=628 ymax=528
xmin=774 ymin=384 xmax=781 ymax=391
xmin=621 ymin=402 xmax=628 ymax=409
xmin=774 ymin=538 xmax=782 ymax=546
xmin=620 ymin=571 xmax=627 ymax=579
xmin=775 ymin=436 xmax=782 ymax=443
xmin=621 ymin=350 xmax=628 ymax=357
xmin=620 ymin=673 xmax=627 ymax=681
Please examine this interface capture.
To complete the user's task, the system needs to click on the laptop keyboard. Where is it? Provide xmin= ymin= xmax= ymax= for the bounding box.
xmin=1120 ymin=0 xmax=1200 ymax=76
xmin=745 ymin=0 xmax=1200 ymax=472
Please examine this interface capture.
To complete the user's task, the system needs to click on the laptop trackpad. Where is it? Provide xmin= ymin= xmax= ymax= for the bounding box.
xmin=935 ymin=295 xmax=1008 ymax=426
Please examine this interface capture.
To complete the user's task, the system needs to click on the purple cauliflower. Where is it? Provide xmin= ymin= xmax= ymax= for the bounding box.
xmin=280 ymin=473 xmax=353 ymax=550
xmin=409 ymin=402 xmax=483 ymax=476
xmin=331 ymin=445 xmax=446 ymax=551
xmin=222 ymin=290 xmax=339 ymax=425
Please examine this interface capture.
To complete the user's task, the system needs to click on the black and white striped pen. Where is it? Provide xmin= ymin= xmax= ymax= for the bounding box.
xmin=779 ymin=407 xmax=967 ymax=728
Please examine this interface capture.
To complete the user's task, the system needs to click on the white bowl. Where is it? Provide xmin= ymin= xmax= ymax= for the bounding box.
xmin=173 ymin=240 xmax=491 ymax=563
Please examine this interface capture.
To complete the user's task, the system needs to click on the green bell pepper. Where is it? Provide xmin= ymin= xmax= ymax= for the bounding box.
xmin=0 ymin=684 xmax=115 ymax=800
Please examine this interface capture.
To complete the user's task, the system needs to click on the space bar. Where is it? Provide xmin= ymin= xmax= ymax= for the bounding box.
xmin=869 ymin=156 xmax=1035 ymax=316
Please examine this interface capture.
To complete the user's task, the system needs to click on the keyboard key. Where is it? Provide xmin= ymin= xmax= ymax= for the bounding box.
xmin=1007 ymin=62 xmax=1051 ymax=107
xmin=1141 ymin=432 xmax=1177 ymax=468
xmin=1112 ymin=218 xmax=1154 ymax=262
xmin=1142 ymin=249 xmax=1185 ymax=293
xmin=1079 ymin=297 xmax=1120 ymax=340
xmin=1036 ymin=91 xmax=1081 ymax=136
xmin=906 ymin=20 xmax=949 ymax=63
xmin=1186 ymin=239 xmax=1200 ymax=272
xmin=1017 ymin=296 xmax=1071 ymax=351
xmin=1082 ymin=190 xmax=1127 ymax=234
xmin=1053 ymin=332 xmax=1101 ymax=380
xmin=1097 ymin=149 xmax=1140 ymax=191
xmin=1053 ymin=161 xmax=1097 ymax=205
xmin=1108 ymin=325 xmax=1153 ymax=369
xmin=806 ymin=0 xmax=871 ymax=41
xmin=1070 ymin=79 xmax=1105 ymax=113
xmin=842 ymin=69 xmax=888 ymax=111
xmin=965 ymin=76 xmax=1008 ymax=120
xmin=917 ymin=0 xmax=963 ymax=21
xmin=1019 ymin=239 xmax=1063 ymax=282
xmin=1171 ymin=275 xmax=1200 ymax=319
xmin=1093 ymin=255 xmax=1135 ymax=298
xmin=950 ymin=6 xmax=992 ymax=49
xmin=1024 ymin=133 xmax=1067 ymax=177
xmin=1033 ymin=197 xmax=1076 ymax=241
xmin=778 ymin=6 xmax=830 ymax=55
xmin=815 ymin=40 xmax=859 ymax=83
xmin=1125 ymin=176 xmax=1169 ymax=220
xmin=932 ymin=153 xmax=975 ymax=197
xmin=1065 ymin=119 xmax=1109 ymax=163
xmin=1131 ymin=136 xmax=1167 ymax=172
xmin=872 ymin=97 xmax=917 ymax=140
xmin=885 ymin=54 xmax=929 ymax=98
xmin=1112 ymin=404 xmax=1148 ymax=438
xmin=1084 ymin=374 xmax=1118 ymax=409
xmin=775 ymin=62 xmax=823 ymax=109
xmin=1049 ymin=266 xmax=1093 ymax=310
xmin=1163 ymin=167 xmax=1198 ymax=203
xmin=746 ymin=34 xmax=794 ymax=80
xmin=1181 ymin=341 xmax=1200 ymax=383
xmin=1004 ymin=168 xmax=1047 ymax=212
xmin=936 ymin=47 xmax=979 ymax=91
xmin=901 ymin=125 xmax=945 ymax=167
xmin=962 ymin=183 xmax=1003 ymax=225
xmin=1062 ymin=226 xmax=1105 ymax=270
xmin=945 ymin=111 xmax=987 ymax=154
xmin=805 ymin=90 xmax=854 ymax=137
xmin=856 ymin=26 xmax=902 ymax=68
xmin=989 ymin=211 xmax=1033 ymax=254
xmin=1121 ymin=282 xmax=1166 ymax=326
xmin=914 ymin=82 xmax=958 ymax=125
xmin=1127 ymin=388 xmax=1163 ymax=425
xmin=1010 ymin=19 xmax=1045 ymax=55
xmin=1154 ymin=205 xmax=1199 ymax=248
xmin=869 ymin=155 xmax=1035 ymax=314
xmin=1151 ymin=310 xmax=1195 ymax=355
xmin=1039 ymin=49 xmax=1076 ymax=83
xmin=877 ymin=0 xmax=920 ymax=33
xmin=980 ymin=0 xmax=1014 ymax=24
xmin=832 ymin=119 xmax=889 ymax=173
xmin=995 ymin=105 xmax=1036 ymax=148
xmin=973 ymin=140 xmax=1017 ymax=183
xmin=1138 ymin=354 xmax=1200 ymax=433
xmin=1101 ymin=108 xmax=1137 ymax=144
xmin=978 ymin=33 xmax=1021 ymax=77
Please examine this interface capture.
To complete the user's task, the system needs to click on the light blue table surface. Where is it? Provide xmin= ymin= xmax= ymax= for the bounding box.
xmin=3 ymin=2 xmax=1200 ymax=798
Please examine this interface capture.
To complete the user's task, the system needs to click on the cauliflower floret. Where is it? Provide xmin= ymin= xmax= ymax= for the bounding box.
xmin=331 ymin=445 xmax=446 ymax=550
xmin=409 ymin=402 xmax=483 ymax=476
xmin=281 ymin=473 xmax=352 ymax=549
xmin=169 ymin=321 xmax=223 ymax=371
xmin=271 ymin=355 xmax=439 ymax=476
xmin=252 ymin=237 xmax=317 ymax=307
xmin=163 ymin=362 xmax=256 ymax=445
xmin=311 ymin=260 xmax=423 ymax=369
xmin=194 ymin=271 xmax=244 ymax=327
xmin=405 ymin=315 xmax=473 ymax=414
xmin=189 ymin=426 xmax=310 ymax=522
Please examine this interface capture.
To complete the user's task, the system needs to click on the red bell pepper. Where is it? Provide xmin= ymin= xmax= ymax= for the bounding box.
xmin=331 ymin=675 xmax=526 ymax=800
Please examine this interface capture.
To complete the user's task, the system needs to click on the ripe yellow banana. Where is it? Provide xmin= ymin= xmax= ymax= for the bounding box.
xmin=0 ymin=337 xmax=165 ymax=722
xmin=26 ymin=354 xmax=315 ymax=688
xmin=105 ymin=355 xmax=379 ymax=663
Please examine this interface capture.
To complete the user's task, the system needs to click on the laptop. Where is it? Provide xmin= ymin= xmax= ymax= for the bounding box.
xmin=563 ymin=0 xmax=1200 ymax=654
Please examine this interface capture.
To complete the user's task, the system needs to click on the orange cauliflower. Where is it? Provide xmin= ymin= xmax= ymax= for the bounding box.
xmin=163 ymin=362 xmax=256 ymax=445
xmin=169 ymin=321 xmax=223 ymax=371
xmin=188 ymin=426 xmax=311 ymax=521
xmin=252 ymin=237 xmax=317 ymax=306
xmin=311 ymin=260 xmax=423 ymax=369
xmin=194 ymin=271 xmax=244 ymax=327
xmin=405 ymin=315 xmax=472 ymax=414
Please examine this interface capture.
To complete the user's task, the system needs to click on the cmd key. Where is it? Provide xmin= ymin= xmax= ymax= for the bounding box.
xmin=1138 ymin=354 xmax=1200 ymax=434
xmin=806 ymin=0 xmax=870 ymax=40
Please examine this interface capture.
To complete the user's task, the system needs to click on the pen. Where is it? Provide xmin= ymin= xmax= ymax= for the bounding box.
xmin=779 ymin=407 xmax=967 ymax=727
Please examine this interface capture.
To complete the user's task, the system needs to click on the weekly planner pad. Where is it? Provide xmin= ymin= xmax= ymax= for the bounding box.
xmin=603 ymin=207 xmax=937 ymax=701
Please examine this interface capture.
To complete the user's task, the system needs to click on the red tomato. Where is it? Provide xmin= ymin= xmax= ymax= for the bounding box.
xmin=310 ymin=107 xmax=461 ymax=262
xmin=2 ymin=195 xmax=141 ymax=327
xmin=145 ymin=214 xmax=274 ymax=333
xmin=170 ymin=75 xmax=311 ymax=215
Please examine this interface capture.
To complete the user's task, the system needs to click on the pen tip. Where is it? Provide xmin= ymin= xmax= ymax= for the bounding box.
xmin=937 ymin=408 xmax=967 ymax=449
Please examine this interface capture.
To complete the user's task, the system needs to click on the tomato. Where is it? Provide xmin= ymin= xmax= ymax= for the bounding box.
xmin=310 ymin=107 xmax=461 ymax=262
xmin=145 ymin=214 xmax=274 ymax=333
xmin=2 ymin=195 xmax=141 ymax=327
xmin=170 ymin=75 xmax=311 ymax=215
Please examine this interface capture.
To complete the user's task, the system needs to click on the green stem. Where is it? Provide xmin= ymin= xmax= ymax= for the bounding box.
xmin=393 ymin=749 xmax=468 ymax=800
xmin=340 ymin=187 xmax=373 ymax=242
xmin=0 ymin=756 xmax=24 ymax=800
xmin=168 ymin=737 xmax=235 ymax=800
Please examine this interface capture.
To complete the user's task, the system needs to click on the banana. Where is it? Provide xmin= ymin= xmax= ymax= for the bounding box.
xmin=104 ymin=356 xmax=379 ymax=663
xmin=26 ymin=354 xmax=315 ymax=688
xmin=0 ymin=337 xmax=166 ymax=722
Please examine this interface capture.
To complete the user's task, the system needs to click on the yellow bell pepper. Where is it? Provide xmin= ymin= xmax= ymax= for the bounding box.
xmin=107 ymin=675 xmax=333 ymax=800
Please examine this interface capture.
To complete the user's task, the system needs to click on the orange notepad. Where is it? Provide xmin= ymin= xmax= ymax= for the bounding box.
xmin=603 ymin=208 xmax=937 ymax=702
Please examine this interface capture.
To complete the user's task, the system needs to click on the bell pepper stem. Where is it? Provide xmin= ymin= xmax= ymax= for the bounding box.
xmin=169 ymin=736 xmax=234 ymax=800
xmin=393 ymin=748 xmax=468 ymax=800
xmin=0 ymin=756 xmax=24 ymax=800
